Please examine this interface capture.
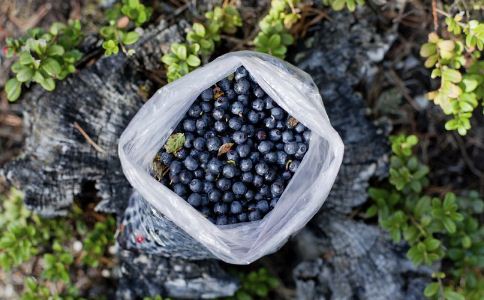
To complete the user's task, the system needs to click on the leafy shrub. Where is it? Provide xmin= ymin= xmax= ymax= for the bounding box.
xmin=229 ymin=268 xmax=279 ymax=300
xmin=100 ymin=0 xmax=152 ymax=56
xmin=420 ymin=16 xmax=483 ymax=135
xmin=322 ymin=0 xmax=365 ymax=12
xmin=4 ymin=20 xmax=83 ymax=101
xmin=366 ymin=135 xmax=484 ymax=299
xmin=253 ymin=0 xmax=300 ymax=59
xmin=162 ymin=4 xmax=242 ymax=82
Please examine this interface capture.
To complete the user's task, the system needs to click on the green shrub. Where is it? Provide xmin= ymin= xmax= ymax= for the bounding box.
xmin=322 ymin=0 xmax=365 ymax=12
xmin=228 ymin=268 xmax=279 ymax=300
xmin=4 ymin=20 xmax=83 ymax=101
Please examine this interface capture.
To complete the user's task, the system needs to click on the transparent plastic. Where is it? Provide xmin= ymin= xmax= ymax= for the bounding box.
xmin=118 ymin=51 xmax=344 ymax=264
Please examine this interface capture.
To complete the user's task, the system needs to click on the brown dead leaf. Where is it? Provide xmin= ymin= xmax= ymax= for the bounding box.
xmin=287 ymin=117 xmax=299 ymax=128
xmin=218 ymin=143 xmax=234 ymax=156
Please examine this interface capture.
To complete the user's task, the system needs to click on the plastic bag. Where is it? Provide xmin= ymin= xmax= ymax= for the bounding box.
xmin=118 ymin=51 xmax=344 ymax=264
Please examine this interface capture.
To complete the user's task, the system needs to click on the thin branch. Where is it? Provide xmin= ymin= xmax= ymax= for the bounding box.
xmin=432 ymin=0 xmax=438 ymax=31
xmin=73 ymin=122 xmax=106 ymax=154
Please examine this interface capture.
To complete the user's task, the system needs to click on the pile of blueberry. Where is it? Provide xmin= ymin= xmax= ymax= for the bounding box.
xmin=153 ymin=66 xmax=311 ymax=225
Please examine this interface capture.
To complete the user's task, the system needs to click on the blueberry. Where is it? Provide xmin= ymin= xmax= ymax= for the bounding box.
xmin=196 ymin=118 xmax=209 ymax=131
xmin=258 ymin=141 xmax=273 ymax=154
xmin=257 ymin=111 xmax=266 ymax=121
xmin=240 ymin=159 xmax=253 ymax=172
xmin=216 ymin=215 xmax=228 ymax=225
xmin=271 ymin=181 xmax=284 ymax=196
xmin=252 ymin=98 xmax=265 ymax=111
xmin=225 ymin=89 xmax=236 ymax=100
xmin=275 ymin=143 xmax=284 ymax=150
xmin=289 ymin=160 xmax=301 ymax=173
xmin=207 ymin=159 xmax=223 ymax=175
xmin=174 ymin=148 xmax=188 ymax=160
xmin=184 ymin=133 xmax=195 ymax=148
xmin=236 ymin=144 xmax=251 ymax=158
xmin=242 ymin=172 xmax=254 ymax=183
xmin=169 ymin=174 xmax=180 ymax=184
xmin=200 ymin=102 xmax=212 ymax=112
xmin=214 ymin=121 xmax=226 ymax=133
xmin=204 ymin=181 xmax=215 ymax=193
xmin=169 ymin=161 xmax=183 ymax=173
xmin=249 ymin=152 xmax=260 ymax=162
xmin=260 ymin=185 xmax=270 ymax=196
xmin=295 ymin=123 xmax=306 ymax=133
xmin=282 ymin=131 xmax=294 ymax=143
xmin=208 ymin=190 xmax=222 ymax=202
xmin=294 ymin=134 xmax=303 ymax=142
xmin=189 ymin=179 xmax=203 ymax=192
xmin=247 ymin=110 xmax=260 ymax=124
xmin=253 ymin=175 xmax=264 ymax=187
xmin=256 ymin=130 xmax=267 ymax=141
xmin=222 ymin=164 xmax=237 ymax=178
xmin=193 ymin=137 xmax=206 ymax=151
xmin=276 ymin=121 xmax=285 ymax=129
xmin=213 ymin=108 xmax=225 ymax=120
xmin=200 ymin=206 xmax=210 ymax=216
xmin=184 ymin=156 xmax=199 ymax=171
xmin=201 ymin=88 xmax=213 ymax=101
xmin=255 ymin=162 xmax=269 ymax=176
xmin=248 ymin=203 xmax=257 ymax=211
xmin=265 ymin=97 xmax=274 ymax=109
xmin=256 ymin=200 xmax=270 ymax=213
xmin=226 ymin=150 xmax=239 ymax=161
xmin=233 ymin=131 xmax=248 ymax=144
xmin=179 ymin=170 xmax=193 ymax=184
xmin=199 ymin=152 xmax=210 ymax=163
xmin=216 ymin=178 xmax=231 ymax=191
xmin=228 ymin=216 xmax=238 ymax=224
xmin=231 ymin=101 xmax=245 ymax=115
xmin=183 ymin=119 xmax=196 ymax=132
xmin=194 ymin=169 xmax=204 ymax=178
xmin=214 ymin=96 xmax=229 ymax=110
xmin=248 ymin=210 xmax=261 ymax=221
xmin=218 ymin=78 xmax=231 ymax=92
xmin=229 ymin=117 xmax=243 ymax=130
xmin=235 ymin=66 xmax=248 ymax=80
xmin=241 ymin=124 xmax=255 ymax=136
xmin=244 ymin=190 xmax=255 ymax=201
xmin=173 ymin=183 xmax=187 ymax=196
xmin=207 ymin=137 xmax=222 ymax=152
xmin=276 ymin=151 xmax=288 ymax=165
xmin=269 ymin=129 xmax=282 ymax=141
xmin=295 ymin=143 xmax=308 ymax=158
xmin=303 ymin=130 xmax=311 ymax=143
xmin=188 ymin=193 xmax=202 ymax=207
xmin=222 ymin=136 xmax=232 ymax=144
xmin=271 ymin=107 xmax=284 ymax=120
xmin=214 ymin=202 xmax=228 ymax=214
xmin=190 ymin=149 xmax=201 ymax=158
xmin=284 ymin=142 xmax=298 ymax=155
xmin=264 ymin=152 xmax=277 ymax=163
xmin=223 ymin=192 xmax=235 ymax=203
xmin=188 ymin=104 xmax=202 ymax=118
xmin=253 ymin=87 xmax=265 ymax=98
xmin=160 ymin=152 xmax=173 ymax=165
xmin=230 ymin=201 xmax=243 ymax=214
xmin=238 ymin=213 xmax=248 ymax=222
xmin=264 ymin=117 xmax=276 ymax=129
xmin=270 ymin=198 xmax=279 ymax=208
xmin=282 ymin=170 xmax=292 ymax=180
xmin=206 ymin=173 xmax=216 ymax=182
xmin=234 ymin=78 xmax=250 ymax=95
xmin=232 ymin=182 xmax=247 ymax=195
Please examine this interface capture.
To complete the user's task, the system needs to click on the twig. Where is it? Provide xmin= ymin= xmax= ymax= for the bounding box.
xmin=452 ymin=132 xmax=483 ymax=178
xmin=8 ymin=3 xmax=51 ymax=32
xmin=431 ymin=0 xmax=438 ymax=31
xmin=73 ymin=122 xmax=106 ymax=154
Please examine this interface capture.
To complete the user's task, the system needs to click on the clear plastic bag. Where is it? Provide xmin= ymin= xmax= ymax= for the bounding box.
xmin=118 ymin=51 xmax=344 ymax=264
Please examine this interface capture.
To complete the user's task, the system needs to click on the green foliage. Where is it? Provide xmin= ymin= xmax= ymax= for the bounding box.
xmin=0 ymin=188 xmax=116 ymax=299
xmin=367 ymin=135 xmax=484 ymax=299
xmin=162 ymin=4 xmax=242 ymax=82
xmin=164 ymin=132 xmax=186 ymax=154
xmin=228 ymin=268 xmax=279 ymax=300
xmin=253 ymin=0 xmax=300 ymax=59
xmin=420 ymin=16 xmax=484 ymax=136
xmin=100 ymin=0 xmax=152 ymax=56
xmin=4 ymin=20 xmax=83 ymax=101
xmin=322 ymin=0 xmax=365 ymax=12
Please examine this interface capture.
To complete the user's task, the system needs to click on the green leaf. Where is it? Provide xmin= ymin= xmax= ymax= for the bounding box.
xmin=164 ymin=133 xmax=185 ymax=154
xmin=174 ymin=44 xmax=187 ymax=60
xmin=442 ymin=218 xmax=456 ymax=234
xmin=161 ymin=53 xmax=178 ymax=65
xmin=46 ymin=45 xmax=65 ymax=56
xmin=424 ymin=282 xmax=439 ymax=297
xmin=331 ymin=0 xmax=347 ymax=10
xmin=425 ymin=238 xmax=440 ymax=251
xmin=268 ymin=34 xmax=281 ymax=49
xmin=16 ymin=66 xmax=34 ymax=82
xmin=19 ymin=52 xmax=35 ymax=65
xmin=192 ymin=23 xmax=206 ymax=36
xmin=39 ymin=77 xmax=56 ymax=91
xmin=123 ymin=31 xmax=139 ymax=45
xmin=186 ymin=54 xmax=201 ymax=67
xmin=5 ymin=78 xmax=22 ymax=101
xmin=443 ymin=290 xmax=465 ymax=300
xmin=442 ymin=68 xmax=462 ymax=83
xmin=41 ymin=58 xmax=61 ymax=77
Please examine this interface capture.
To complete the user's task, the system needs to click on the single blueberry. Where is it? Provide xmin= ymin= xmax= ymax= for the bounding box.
xmin=255 ymin=162 xmax=269 ymax=176
xmin=195 ymin=168 xmax=205 ymax=178
xmin=206 ymin=173 xmax=216 ymax=182
xmin=223 ymin=192 xmax=235 ymax=203
xmin=241 ymin=124 xmax=255 ymax=137
xmin=234 ymin=78 xmax=250 ymax=95
xmin=242 ymin=172 xmax=254 ymax=183
xmin=252 ymin=98 xmax=265 ymax=111
xmin=183 ymin=119 xmax=196 ymax=132
xmin=231 ymin=101 xmax=245 ymax=115
xmin=213 ymin=108 xmax=225 ymax=120
xmin=269 ymin=129 xmax=282 ymax=141
xmin=260 ymin=185 xmax=270 ymax=196
xmin=253 ymin=87 xmax=265 ymax=98
xmin=174 ymin=148 xmax=188 ymax=159
xmin=214 ymin=202 xmax=228 ymax=214
xmin=238 ymin=212 xmax=248 ymax=222
xmin=230 ymin=201 xmax=243 ymax=214
xmin=228 ymin=117 xmax=243 ymax=131
xmin=276 ymin=121 xmax=285 ymax=129
xmin=173 ymin=183 xmax=187 ymax=196
xmin=214 ymin=96 xmax=229 ymax=110
xmin=235 ymin=66 xmax=248 ymax=80
xmin=218 ymin=78 xmax=231 ymax=92
xmin=179 ymin=170 xmax=193 ymax=184
xmin=270 ymin=198 xmax=279 ymax=208
xmin=271 ymin=107 xmax=284 ymax=120
xmin=160 ymin=152 xmax=173 ymax=165
xmin=216 ymin=215 xmax=228 ymax=225
xmin=208 ymin=190 xmax=222 ymax=202
xmin=249 ymin=152 xmax=260 ymax=162
xmin=188 ymin=104 xmax=202 ymax=118
xmin=199 ymin=152 xmax=210 ymax=163
xmin=204 ymin=181 xmax=215 ymax=193
xmin=200 ymin=102 xmax=212 ymax=112
xmin=207 ymin=137 xmax=222 ymax=152
xmin=233 ymin=131 xmax=248 ymax=144
xmin=276 ymin=151 xmax=288 ymax=165
xmin=248 ymin=210 xmax=261 ymax=221
xmin=282 ymin=130 xmax=294 ymax=143
xmin=256 ymin=200 xmax=270 ymax=213
xmin=232 ymin=182 xmax=247 ymax=195
xmin=264 ymin=97 xmax=274 ymax=109
xmin=189 ymin=179 xmax=203 ymax=192
xmin=247 ymin=110 xmax=260 ymax=124
xmin=184 ymin=133 xmax=195 ymax=148
xmin=207 ymin=159 xmax=223 ymax=175
xmin=222 ymin=164 xmax=237 ymax=178
xmin=303 ymin=130 xmax=311 ymax=143
xmin=256 ymin=130 xmax=267 ymax=141
xmin=236 ymin=144 xmax=251 ymax=158
xmin=169 ymin=161 xmax=183 ymax=173
xmin=201 ymin=88 xmax=213 ymax=101
xmin=238 ymin=94 xmax=249 ymax=106
xmin=204 ymin=130 xmax=216 ymax=139
xmin=289 ymin=160 xmax=301 ymax=173
xmin=244 ymin=190 xmax=255 ymax=201
xmin=258 ymin=141 xmax=273 ymax=154
xmin=193 ymin=137 xmax=206 ymax=151
xmin=240 ymin=159 xmax=253 ymax=172
xmin=225 ymin=89 xmax=236 ymax=100
xmin=295 ymin=123 xmax=306 ymax=133
xmin=253 ymin=174 xmax=264 ymax=187
xmin=196 ymin=118 xmax=209 ymax=131
xmin=295 ymin=143 xmax=308 ymax=159
xmin=184 ymin=156 xmax=199 ymax=171
xmin=264 ymin=117 xmax=276 ymax=129
xmin=282 ymin=170 xmax=292 ymax=180
xmin=284 ymin=142 xmax=298 ymax=155
xmin=264 ymin=152 xmax=277 ymax=163
xmin=187 ymin=193 xmax=202 ymax=207
xmin=294 ymin=134 xmax=303 ymax=142
xmin=216 ymin=178 xmax=232 ymax=191
xmin=271 ymin=181 xmax=284 ymax=196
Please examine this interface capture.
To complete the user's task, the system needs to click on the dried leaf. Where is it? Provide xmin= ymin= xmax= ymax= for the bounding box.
xmin=164 ymin=133 xmax=185 ymax=154
xmin=213 ymin=86 xmax=224 ymax=99
xmin=151 ymin=157 xmax=167 ymax=181
xmin=287 ymin=117 xmax=299 ymax=128
xmin=218 ymin=142 xmax=234 ymax=156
